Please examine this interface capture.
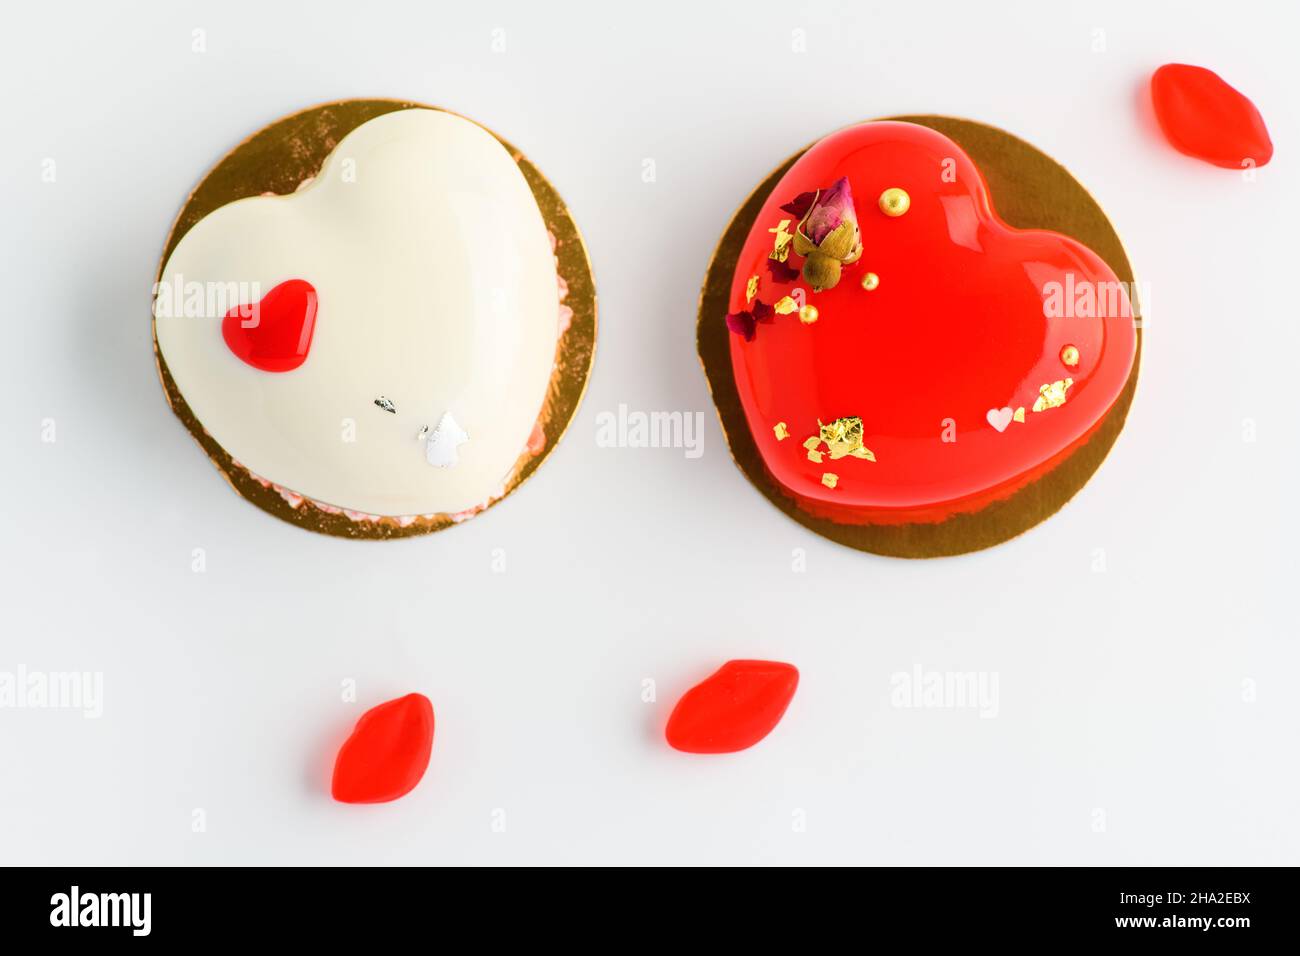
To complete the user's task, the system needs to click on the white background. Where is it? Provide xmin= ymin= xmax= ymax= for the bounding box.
xmin=2 ymin=0 xmax=1297 ymax=866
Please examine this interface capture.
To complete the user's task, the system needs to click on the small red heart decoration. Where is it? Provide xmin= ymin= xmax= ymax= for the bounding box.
xmin=727 ymin=122 xmax=1137 ymax=525
xmin=666 ymin=660 xmax=799 ymax=754
xmin=221 ymin=278 xmax=318 ymax=372
xmin=331 ymin=693 xmax=434 ymax=804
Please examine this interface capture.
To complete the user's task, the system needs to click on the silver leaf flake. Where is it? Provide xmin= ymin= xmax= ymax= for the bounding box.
xmin=425 ymin=411 xmax=469 ymax=468
xmin=374 ymin=396 xmax=396 ymax=414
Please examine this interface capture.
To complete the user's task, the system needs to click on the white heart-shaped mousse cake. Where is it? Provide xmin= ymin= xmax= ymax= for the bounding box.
xmin=154 ymin=108 xmax=564 ymax=522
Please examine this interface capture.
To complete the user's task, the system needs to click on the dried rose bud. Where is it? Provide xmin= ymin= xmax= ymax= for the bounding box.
xmin=801 ymin=177 xmax=854 ymax=244
xmin=788 ymin=177 xmax=862 ymax=292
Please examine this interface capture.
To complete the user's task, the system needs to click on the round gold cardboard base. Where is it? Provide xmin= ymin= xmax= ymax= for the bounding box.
xmin=154 ymin=99 xmax=597 ymax=539
xmin=697 ymin=115 xmax=1142 ymax=558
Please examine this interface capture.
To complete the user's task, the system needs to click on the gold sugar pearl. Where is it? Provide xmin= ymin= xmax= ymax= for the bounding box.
xmin=799 ymin=305 xmax=820 ymax=325
xmin=878 ymin=187 xmax=910 ymax=217
xmin=1060 ymin=345 xmax=1080 ymax=367
xmin=861 ymin=272 xmax=880 ymax=291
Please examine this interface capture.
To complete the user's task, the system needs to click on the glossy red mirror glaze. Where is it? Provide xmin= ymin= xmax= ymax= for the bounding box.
xmin=727 ymin=122 xmax=1136 ymax=524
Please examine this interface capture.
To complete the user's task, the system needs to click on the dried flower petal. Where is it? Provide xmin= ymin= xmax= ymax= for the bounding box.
xmin=766 ymin=258 xmax=800 ymax=283
xmin=780 ymin=191 xmax=817 ymax=218
xmin=725 ymin=310 xmax=757 ymax=342
xmin=728 ymin=298 xmax=777 ymax=341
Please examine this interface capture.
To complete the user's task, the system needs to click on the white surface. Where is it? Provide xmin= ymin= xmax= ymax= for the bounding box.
xmin=157 ymin=108 xmax=559 ymax=517
xmin=1 ymin=0 xmax=1297 ymax=866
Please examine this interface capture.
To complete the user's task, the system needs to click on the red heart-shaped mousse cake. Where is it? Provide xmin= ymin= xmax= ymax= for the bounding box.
xmin=726 ymin=121 xmax=1137 ymax=525
xmin=221 ymin=278 xmax=318 ymax=373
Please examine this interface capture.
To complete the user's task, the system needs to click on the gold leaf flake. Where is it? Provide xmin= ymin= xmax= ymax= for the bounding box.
xmin=1031 ymin=378 xmax=1074 ymax=412
xmin=774 ymin=296 xmax=799 ymax=315
xmin=1012 ymin=406 xmax=1025 ymax=423
xmin=804 ymin=416 xmax=879 ymax=465
xmin=773 ymin=421 xmax=789 ymax=441
xmin=821 ymin=473 xmax=838 ymax=489
xmin=746 ymin=275 xmax=759 ymax=303
xmin=768 ymin=219 xmax=794 ymax=262
xmin=819 ymin=417 xmax=867 ymax=460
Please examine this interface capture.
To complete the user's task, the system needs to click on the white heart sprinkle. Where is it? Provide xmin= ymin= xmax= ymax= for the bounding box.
xmin=986 ymin=407 xmax=1014 ymax=433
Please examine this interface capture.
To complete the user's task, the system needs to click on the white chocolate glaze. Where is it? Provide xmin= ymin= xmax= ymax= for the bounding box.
xmin=155 ymin=109 xmax=559 ymax=517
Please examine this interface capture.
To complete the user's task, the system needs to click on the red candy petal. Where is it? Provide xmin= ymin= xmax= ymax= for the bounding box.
xmin=331 ymin=693 xmax=434 ymax=804
xmin=666 ymin=660 xmax=798 ymax=754
xmin=221 ymin=278 xmax=318 ymax=372
xmin=1151 ymin=63 xmax=1273 ymax=169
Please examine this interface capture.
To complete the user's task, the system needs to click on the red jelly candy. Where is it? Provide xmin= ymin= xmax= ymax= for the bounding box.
xmin=331 ymin=693 xmax=434 ymax=804
xmin=1151 ymin=64 xmax=1273 ymax=169
xmin=221 ymin=278 xmax=318 ymax=372
xmin=666 ymin=660 xmax=799 ymax=754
